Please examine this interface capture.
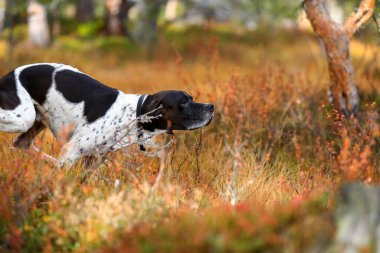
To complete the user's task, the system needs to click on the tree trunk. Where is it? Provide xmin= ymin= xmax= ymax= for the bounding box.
xmin=4 ymin=0 xmax=15 ymax=64
xmin=27 ymin=0 xmax=51 ymax=48
xmin=49 ymin=0 xmax=61 ymax=37
xmin=134 ymin=0 xmax=166 ymax=46
xmin=336 ymin=183 xmax=380 ymax=252
xmin=104 ymin=0 xmax=134 ymax=37
xmin=165 ymin=0 xmax=178 ymax=21
xmin=304 ymin=0 xmax=375 ymax=116
xmin=76 ymin=0 xmax=94 ymax=22
xmin=0 ymin=0 xmax=5 ymax=34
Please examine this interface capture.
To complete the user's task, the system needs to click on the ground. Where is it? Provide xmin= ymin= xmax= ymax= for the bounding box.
xmin=0 ymin=26 xmax=380 ymax=252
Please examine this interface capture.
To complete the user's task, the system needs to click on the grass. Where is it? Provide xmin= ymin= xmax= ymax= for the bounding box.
xmin=0 ymin=25 xmax=380 ymax=252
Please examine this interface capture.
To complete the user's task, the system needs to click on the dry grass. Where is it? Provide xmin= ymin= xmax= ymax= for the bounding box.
xmin=1 ymin=27 xmax=380 ymax=252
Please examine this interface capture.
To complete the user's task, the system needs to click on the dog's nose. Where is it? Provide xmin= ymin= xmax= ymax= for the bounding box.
xmin=206 ymin=104 xmax=214 ymax=111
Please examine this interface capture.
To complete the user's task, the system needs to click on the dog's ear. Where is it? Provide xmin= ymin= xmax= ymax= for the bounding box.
xmin=140 ymin=93 xmax=167 ymax=132
xmin=142 ymin=94 xmax=165 ymax=117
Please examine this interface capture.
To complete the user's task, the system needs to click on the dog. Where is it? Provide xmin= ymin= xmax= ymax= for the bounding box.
xmin=0 ymin=63 xmax=214 ymax=168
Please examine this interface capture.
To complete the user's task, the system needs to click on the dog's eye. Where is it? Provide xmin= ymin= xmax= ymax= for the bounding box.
xmin=180 ymin=100 xmax=188 ymax=105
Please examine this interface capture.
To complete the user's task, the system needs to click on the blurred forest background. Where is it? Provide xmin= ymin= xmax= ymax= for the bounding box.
xmin=0 ymin=0 xmax=373 ymax=57
xmin=2 ymin=0 xmax=380 ymax=252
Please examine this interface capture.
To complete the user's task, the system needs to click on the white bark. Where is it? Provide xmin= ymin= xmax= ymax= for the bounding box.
xmin=106 ymin=0 xmax=122 ymax=34
xmin=326 ymin=0 xmax=344 ymax=24
xmin=27 ymin=0 xmax=50 ymax=48
xmin=165 ymin=0 xmax=177 ymax=21
xmin=0 ymin=8 xmax=4 ymax=34
xmin=105 ymin=0 xmax=133 ymax=36
xmin=0 ymin=0 xmax=5 ymax=33
xmin=336 ymin=184 xmax=380 ymax=252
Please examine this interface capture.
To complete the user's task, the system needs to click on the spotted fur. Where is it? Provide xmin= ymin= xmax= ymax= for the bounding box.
xmin=0 ymin=63 xmax=214 ymax=168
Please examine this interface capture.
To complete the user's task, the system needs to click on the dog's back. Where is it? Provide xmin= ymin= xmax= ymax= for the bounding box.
xmin=0 ymin=63 xmax=122 ymax=134
xmin=0 ymin=63 xmax=214 ymax=168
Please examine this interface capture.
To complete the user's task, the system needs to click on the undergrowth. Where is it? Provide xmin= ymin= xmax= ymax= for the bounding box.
xmin=0 ymin=27 xmax=380 ymax=252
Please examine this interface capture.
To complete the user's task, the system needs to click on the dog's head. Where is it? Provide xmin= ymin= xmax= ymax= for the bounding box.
xmin=140 ymin=90 xmax=214 ymax=133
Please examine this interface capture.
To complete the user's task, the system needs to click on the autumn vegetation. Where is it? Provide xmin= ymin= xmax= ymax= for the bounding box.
xmin=1 ymin=22 xmax=380 ymax=252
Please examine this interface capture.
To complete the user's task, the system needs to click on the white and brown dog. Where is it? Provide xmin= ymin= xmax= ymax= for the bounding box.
xmin=0 ymin=63 xmax=214 ymax=168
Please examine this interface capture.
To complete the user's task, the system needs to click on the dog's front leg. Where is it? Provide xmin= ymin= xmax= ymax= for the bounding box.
xmin=56 ymin=141 xmax=82 ymax=169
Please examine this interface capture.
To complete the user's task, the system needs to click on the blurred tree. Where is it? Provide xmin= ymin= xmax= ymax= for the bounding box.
xmin=182 ymin=0 xmax=233 ymax=24
xmin=134 ymin=0 xmax=167 ymax=45
xmin=47 ymin=0 xmax=60 ymax=37
xmin=104 ymin=0 xmax=135 ymax=36
xmin=304 ymin=0 xmax=375 ymax=116
xmin=4 ymin=0 xmax=15 ymax=62
xmin=164 ymin=0 xmax=178 ymax=21
xmin=180 ymin=0 xmax=303 ymax=29
xmin=27 ymin=0 xmax=51 ymax=47
xmin=0 ymin=0 xmax=4 ymax=33
xmin=247 ymin=0 xmax=300 ymax=22
xmin=3 ymin=0 xmax=28 ymax=63
xmin=76 ymin=0 xmax=94 ymax=22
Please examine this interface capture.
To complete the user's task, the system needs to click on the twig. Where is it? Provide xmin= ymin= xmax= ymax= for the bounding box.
xmin=344 ymin=0 xmax=375 ymax=38
xmin=194 ymin=129 xmax=203 ymax=183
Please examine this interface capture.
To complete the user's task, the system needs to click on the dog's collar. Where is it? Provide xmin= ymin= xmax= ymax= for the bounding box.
xmin=136 ymin=94 xmax=148 ymax=118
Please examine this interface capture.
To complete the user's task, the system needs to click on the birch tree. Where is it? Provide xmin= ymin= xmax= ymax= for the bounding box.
xmin=104 ymin=0 xmax=135 ymax=36
xmin=0 ymin=0 xmax=5 ymax=34
xmin=303 ymin=0 xmax=375 ymax=116
xmin=165 ymin=0 xmax=178 ymax=21
xmin=134 ymin=0 xmax=167 ymax=45
xmin=27 ymin=0 xmax=50 ymax=48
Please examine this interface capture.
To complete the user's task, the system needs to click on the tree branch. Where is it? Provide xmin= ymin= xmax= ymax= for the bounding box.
xmin=344 ymin=0 xmax=375 ymax=38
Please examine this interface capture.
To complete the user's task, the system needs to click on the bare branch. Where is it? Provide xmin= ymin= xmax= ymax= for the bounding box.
xmin=344 ymin=0 xmax=375 ymax=38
